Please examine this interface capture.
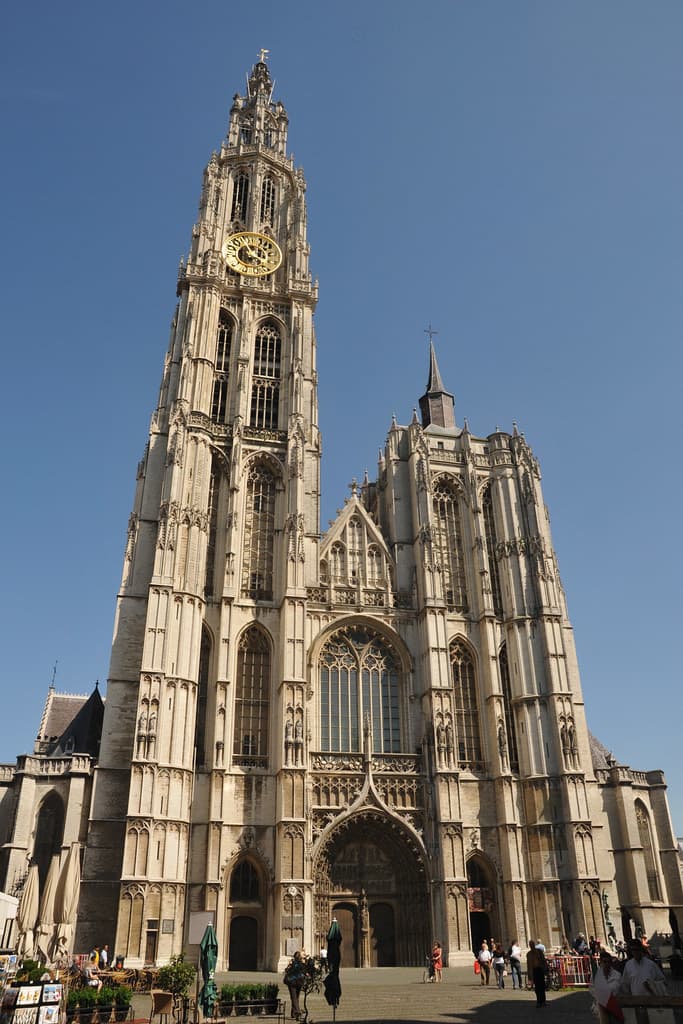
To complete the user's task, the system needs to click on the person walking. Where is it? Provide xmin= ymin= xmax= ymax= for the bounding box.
xmin=527 ymin=940 xmax=547 ymax=1008
xmin=477 ymin=941 xmax=492 ymax=986
xmin=508 ymin=940 xmax=522 ymax=990
xmin=431 ymin=941 xmax=443 ymax=983
xmin=591 ymin=950 xmax=623 ymax=1023
xmin=492 ymin=943 xmax=506 ymax=988
xmin=283 ymin=950 xmax=307 ymax=1019
xmin=621 ymin=939 xmax=666 ymax=997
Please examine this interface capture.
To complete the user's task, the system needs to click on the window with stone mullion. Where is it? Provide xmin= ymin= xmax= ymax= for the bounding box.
xmin=450 ymin=640 xmax=482 ymax=767
xmin=233 ymin=626 xmax=270 ymax=764
xmin=482 ymin=486 xmax=503 ymax=616
xmin=231 ymin=172 xmax=249 ymax=220
xmin=241 ymin=464 xmax=275 ymax=600
xmin=635 ymin=801 xmax=662 ymax=902
xmin=432 ymin=481 xmax=468 ymax=612
xmin=319 ymin=629 xmax=400 ymax=753
xmin=260 ymin=177 xmax=276 ymax=225
xmin=250 ymin=323 xmax=281 ymax=429
xmin=211 ymin=312 xmax=232 ymax=424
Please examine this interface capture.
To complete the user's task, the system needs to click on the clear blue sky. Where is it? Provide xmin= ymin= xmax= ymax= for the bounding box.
xmin=2 ymin=2 xmax=682 ymax=832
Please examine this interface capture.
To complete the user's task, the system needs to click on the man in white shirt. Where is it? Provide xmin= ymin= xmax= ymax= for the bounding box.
xmin=477 ymin=941 xmax=492 ymax=986
xmin=620 ymin=940 xmax=666 ymax=997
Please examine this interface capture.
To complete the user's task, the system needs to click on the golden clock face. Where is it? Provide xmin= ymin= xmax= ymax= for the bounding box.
xmin=222 ymin=231 xmax=282 ymax=276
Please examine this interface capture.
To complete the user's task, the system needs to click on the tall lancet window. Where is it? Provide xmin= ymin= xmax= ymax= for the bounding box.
xmin=482 ymin=486 xmax=503 ymax=617
xmin=241 ymin=459 xmax=276 ymax=601
xmin=319 ymin=627 xmax=401 ymax=754
xmin=499 ymin=643 xmax=519 ymax=773
xmin=195 ymin=628 xmax=211 ymax=769
xmin=234 ymin=626 xmax=270 ymax=766
xmin=260 ymin=177 xmax=276 ymax=225
xmin=635 ymin=801 xmax=662 ymax=901
xmin=231 ymin=171 xmax=249 ymax=220
xmin=432 ymin=478 xmax=469 ymax=612
xmin=205 ymin=458 xmax=221 ymax=598
xmin=211 ymin=311 xmax=233 ymax=424
xmin=250 ymin=320 xmax=281 ymax=430
xmin=450 ymin=639 xmax=482 ymax=767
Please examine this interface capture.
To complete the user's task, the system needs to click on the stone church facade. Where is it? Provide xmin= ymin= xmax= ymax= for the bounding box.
xmin=2 ymin=57 xmax=681 ymax=969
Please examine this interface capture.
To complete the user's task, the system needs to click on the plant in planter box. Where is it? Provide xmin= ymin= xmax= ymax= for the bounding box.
xmin=264 ymin=984 xmax=279 ymax=1014
xmin=76 ymin=984 xmax=99 ymax=1024
xmin=233 ymin=984 xmax=251 ymax=1016
xmin=219 ymin=984 xmax=236 ymax=1016
xmin=114 ymin=986 xmax=133 ymax=1022
xmin=66 ymin=988 xmax=82 ymax=1021
xmin=17 ymin=961 xmax=43 ymax=984
xmin=97 ymin=987 xmax=116 ymax=1024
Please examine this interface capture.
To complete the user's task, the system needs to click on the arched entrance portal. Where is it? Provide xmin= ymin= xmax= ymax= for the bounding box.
xmin=467 ymin=855 xmax=498 ymax=954
xmin=314 ymin=810 xmax=429 ymax=967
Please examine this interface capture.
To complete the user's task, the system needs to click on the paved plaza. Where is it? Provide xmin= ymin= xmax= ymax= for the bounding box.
xmin=134 ymin=965 xmax=598 ymax=1024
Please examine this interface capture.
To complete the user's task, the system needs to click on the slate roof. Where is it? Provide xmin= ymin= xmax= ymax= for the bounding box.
xmin=35 ymin=686 xmax=104 ymax=758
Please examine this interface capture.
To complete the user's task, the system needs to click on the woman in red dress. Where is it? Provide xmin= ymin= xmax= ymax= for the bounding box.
xmin=431 ymin=941 xmax=443 ymax=983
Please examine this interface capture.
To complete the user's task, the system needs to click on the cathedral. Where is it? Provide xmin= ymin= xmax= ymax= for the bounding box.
xmin=1 ymin=56 xmax=681 ymax=971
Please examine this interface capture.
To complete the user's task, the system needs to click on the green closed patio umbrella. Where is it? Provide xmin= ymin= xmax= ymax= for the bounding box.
xmin=198 ymin=925 xmax=218 ymax=1017
xmin=324 ymin=918 xmax=342 ymax=1019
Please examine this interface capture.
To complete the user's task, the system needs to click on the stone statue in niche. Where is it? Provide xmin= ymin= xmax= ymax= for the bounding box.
xmin=284 ymin=719 xmax=294 ymax=766
xmin=498 ymin=723 xmax=508 ymax=771
xmin=436 ymin=720 xmax=447 ymax=766
xmin=444 ymin=719 xmax=454 ymax=767
xmin=294 ymin=719 xmax=304 ymax=766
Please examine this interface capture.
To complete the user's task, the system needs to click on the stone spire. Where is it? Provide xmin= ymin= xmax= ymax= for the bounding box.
xmin=419 ymin=341 xmax=455 ymax=430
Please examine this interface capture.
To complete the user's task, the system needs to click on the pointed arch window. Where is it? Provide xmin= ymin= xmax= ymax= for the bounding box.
xmin=482 ymin=485 xmax=503 ymax=616
xmin=432 ymin=479 xmax=468 ymax=612
xmin=230 ymin=860 xmax=260 ymax=902
xmin=330 ymin=543 xmax=346 ymax=582
xmin=320 ymin=627 xmax=401 ymax=753
xmin=250 ymin=321 xmax=281 ymax=430
xmin=211 ymin=311 xmax=233 ymax=424
xmin=234 ymin=626 xmax=270 ymax=767
xmin=231 ymin=172 xmax=250 ymax=220
xmin=499 ymin=643 xmax=519 ymax=773
xmin=367 ymin=545 xmax=383 ymax=586
xmin=450 ymin=639 xmax=482 ymax=767
xmin=260 ymin=177 xmax=276 ymax=225
xmin=635 ymin=800 xmax=662 ymax=901
xmin=241 ymin=460 xmax=276 ymax=600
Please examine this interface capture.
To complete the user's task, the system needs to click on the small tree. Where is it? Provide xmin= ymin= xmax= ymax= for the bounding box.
xmin=155 ymin=955 xmax=196 ymax=1024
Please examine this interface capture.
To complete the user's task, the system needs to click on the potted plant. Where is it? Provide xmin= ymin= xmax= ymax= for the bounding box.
xmin=114 ymin=986 xmax=133 ymax=1022
xmin=219 ymin=984 xmax=235 ymax=1016
xmin=76 ymin=985 xmax=98 ymax=1024
xmin=264 ymin=984 xmax=279 ymax=1015
xmin=66 ymin=987 xmax=81 ymax=1023
xmin=155 ymin=955 xmax=196 ymax=1024
xmin=97 ymin=986 xmax=116 ymax=1024
xmin=233 ymin=984 xmax=251 ymax=1016
xmin=246 ymin=984 xmax=263 ymax=1013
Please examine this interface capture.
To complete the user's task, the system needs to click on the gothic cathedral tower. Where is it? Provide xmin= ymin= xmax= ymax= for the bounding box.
xmin=77 ymin=56 xmax=681 ymax=968
xmin=78 ymin=56 xmax=321 ymax=964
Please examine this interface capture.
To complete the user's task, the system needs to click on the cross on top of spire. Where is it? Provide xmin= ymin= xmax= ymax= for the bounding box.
xmin=258 ymin=48 xmax=270 ymax=64
xmin=424 ymin=323 xmax=438 ymax=344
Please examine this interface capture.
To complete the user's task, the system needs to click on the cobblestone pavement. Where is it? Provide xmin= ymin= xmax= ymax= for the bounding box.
xmin=131 ymin=964 xmax=683 ymax=1023
xmin=133 ymin=966 xmax=596 ymax=1024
